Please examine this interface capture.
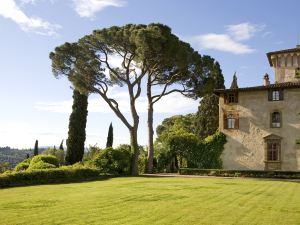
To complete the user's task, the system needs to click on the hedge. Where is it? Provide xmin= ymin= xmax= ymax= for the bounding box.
xmin=179 ymin=168 xmax=300 ymax=179
xmin=0 ymin=167 xmax=105 ymax=188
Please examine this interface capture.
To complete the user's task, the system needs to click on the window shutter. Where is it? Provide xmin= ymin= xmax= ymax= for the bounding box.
xmin=279 ymin=112 xmax=282 ymax=127
xmin=268 ymin=90 xmax=272 ymax=101
xmin=223 ymin=114 xmax=227 ymax=129
xmin=235 ymin=92 xmax=239 ymax=103
xmin=270 ymin=112 xmax=273 ymax=127
xmin=279 ymin=89 xmax=284 ymax=100
xmin=224 ymin=93 xmax=228 ymax=104
xmin=235 ymin=114 xmax=239 ymax=129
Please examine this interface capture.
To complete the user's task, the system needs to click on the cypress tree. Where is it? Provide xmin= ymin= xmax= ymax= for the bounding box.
xmin=106 ymin=123 xmax=113 ymax=148
xmin=230 ymin=72 xmax=239 ymax=89
xmin=59 ymin=139 xmax=64 ymax=150
xmin=195 ymin=59 xmax=225 ymax=139
xmin=65 ymin=89 xmax=88 ymax=165
xmin=34 ymin=140 xmax=39 ymax=156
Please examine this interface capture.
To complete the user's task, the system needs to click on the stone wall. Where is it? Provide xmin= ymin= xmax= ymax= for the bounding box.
xmin=219 ymin=88 xmax=300 ymax=171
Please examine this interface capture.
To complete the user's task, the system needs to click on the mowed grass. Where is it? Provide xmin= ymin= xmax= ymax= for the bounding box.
xmin=0 ymin=177 xmax=299 ymax=225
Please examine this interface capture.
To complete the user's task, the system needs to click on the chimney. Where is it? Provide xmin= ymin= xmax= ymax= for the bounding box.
xmin=263 ymin=73 xmax=270 ymax=86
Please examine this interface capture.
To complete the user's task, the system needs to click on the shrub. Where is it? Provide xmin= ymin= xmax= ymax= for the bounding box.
xmin=179 ymin=168 xmax=300 ymax=179
xmin=94 ymin=147 xmax=131 ymax=175
xmin=42 ymin=148 xmax=65 ymax=165
xmin=29 ymin=161 xmax=57 ymax=170
xmin=0 ymin=167 xmax=103 ymax=188
xmin=29 ymin=155 xmax=59 ymax=170
xmin=14 ymin=158 xmax=32 ymax=172
xmin=15 ymin=162 xmax=30 ymax=171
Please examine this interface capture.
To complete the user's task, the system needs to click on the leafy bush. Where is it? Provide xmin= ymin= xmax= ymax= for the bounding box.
xmin=28 ymin=155 xmax=59 ymax=170
xmin=14 ymin=158 xmax=32 ymax=171
xmin=42 ymin=148 xmax=65 ymax=165
xmin=29 ymin=161 xmax=57 ymax=170
xmin=0 ymin=167 xmax=103 ymax=188
xmin=179 ymin=168 xmax=300 ymax=179
xmin=94 ymin=147 xmax=131 ymax=175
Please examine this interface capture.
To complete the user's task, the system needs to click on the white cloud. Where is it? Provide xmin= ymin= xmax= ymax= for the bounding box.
xmin=72 ymin=0 xmax=125 ymax=18
xmin=226 ymin=23 xmax=265 ymax=41
xmin=193 ymin=33 xmax=255 ymax=54
xmin=0 ymin=0 xmax=61 ymax=36
xmin=35 ymin=91 xmax=197 ymax=115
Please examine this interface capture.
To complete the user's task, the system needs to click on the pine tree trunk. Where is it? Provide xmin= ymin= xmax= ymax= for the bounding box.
xmin=130 ymin=126 xmax=139 ymax=175
xmin=147 ymin=103 xmax=154 ymax=173
xmin=146 ymin=76 xmax=154 ymax=174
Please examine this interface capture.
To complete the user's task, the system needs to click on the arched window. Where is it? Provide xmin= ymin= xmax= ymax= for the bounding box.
xmin=224 ymin=113 xmax=239 ymax=129
xmin=271 ymin=111 xmax=281 ymax=128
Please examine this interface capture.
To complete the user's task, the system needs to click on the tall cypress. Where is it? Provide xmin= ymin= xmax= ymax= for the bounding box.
xmin=65 ymin=89 xmax=88 ymax=165
xmin=34 ymin=140 xmax=39 ymax=156
xmin=195 ymin=59 xmax=225 ymax=139
xmin=106 ymin=123 xmax=113 ymax=148
xmin=59 ymin=139 xmax=64 ymax=150
xmin=230 ymin=72 xmax=238 ymax=89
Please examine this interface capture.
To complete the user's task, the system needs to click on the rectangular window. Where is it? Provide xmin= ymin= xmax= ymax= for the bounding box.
xmin=268 ymin=89 xmax=283 ymax=101
xmin=225 ymin=92 xmax=238 ymax=104
xmin=267 ymin=142 xmax=279 ymax=161
xmin=271 ymin=112 xmax=281 ymax=128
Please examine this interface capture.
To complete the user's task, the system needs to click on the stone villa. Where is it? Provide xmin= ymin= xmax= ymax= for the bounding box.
xmin=215 ymin=45 xmax=300 ymax=171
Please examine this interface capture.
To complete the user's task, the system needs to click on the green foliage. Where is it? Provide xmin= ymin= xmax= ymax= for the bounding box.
xmin=0 ymin=167 xmax=102 ymax=188
xmin=156 ymin=114 xmax=196 ymax=143
xmin=43 ymin=148 xmax=65 ymax=165
xmin=106 ymin=123 xmax=113 ymax=148
xmin=179 ymin=168 xmax=300 ymax=179
xmin=230 ymin=72 xmax=238 ymax=89
xmin=29 ymin=161 xmax=57 ymax=170
xmin=14 ymin=162 xmax=30 ymax=172
xmin=29 ymin=155 xmax=59 ymax=170
xmin=66 ymin=89 xmax=88 ymax=165
xmin=34 ymin=140 xmax=39 ymax=156
xmin=93 ymin=147 xmax=131 ymax=175
xmin=59 ymin=140 xmax=64 ymax=150
xmin=195 ymin=94 xmax=220 ymax=139
xmin=0 ymin=162 xmax=10 ymax=173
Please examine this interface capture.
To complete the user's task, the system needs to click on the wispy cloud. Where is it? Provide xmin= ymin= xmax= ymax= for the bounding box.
xmin=72 ymin=0 xmax=126 ymax=18
xmin=193 ymin=33 xmax=255 ymax=54
xmin=35 ymin=92 xmax=197 ymax=115
xmin=226 ymin=23 xmax=265 ymax=41
xmin=191 ymin=22 xmax=266 ymax=54
xmin=0 ymin=0 xmax=61 ymax=36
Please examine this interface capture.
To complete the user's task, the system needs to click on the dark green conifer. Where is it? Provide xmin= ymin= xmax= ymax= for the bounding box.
xmin=34 ymin=140 xmax=39 ymax=156
xmin=106 ymin=123 xmax=113 ymax=148
xmin=65 ymin=89 xmax=88 ymax=165
xmin=59 ymin=140 xmax=64 ymax=150
xmin=230 ymin=72 xmax=238 ymax=89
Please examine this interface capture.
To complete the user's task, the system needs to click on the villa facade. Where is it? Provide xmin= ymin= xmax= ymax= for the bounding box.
xmin=215 ymin=46 xmax=300 ymax=171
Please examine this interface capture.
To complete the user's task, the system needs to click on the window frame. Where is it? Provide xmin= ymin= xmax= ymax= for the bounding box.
xmin=270 ymin=111 xmax=282 ymax=128
xmin=224 ymin=92 xmax=238 ymax=104
xmin=268 ymin=89 xmax=283 ymax=101
xmin=224 ymin=113 xmax=239 ymax=130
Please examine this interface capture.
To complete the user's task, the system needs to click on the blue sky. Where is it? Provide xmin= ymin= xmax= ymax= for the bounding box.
xmin=0 ymin=0 xmax=299 ymax=149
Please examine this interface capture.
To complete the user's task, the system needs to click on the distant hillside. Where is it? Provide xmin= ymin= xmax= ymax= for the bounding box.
xmin=0 ymin=147 xmax=33 ymax=168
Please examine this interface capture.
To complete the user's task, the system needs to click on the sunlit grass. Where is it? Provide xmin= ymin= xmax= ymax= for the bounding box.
xmin=0 ymin=176 xmax=299 ymax=225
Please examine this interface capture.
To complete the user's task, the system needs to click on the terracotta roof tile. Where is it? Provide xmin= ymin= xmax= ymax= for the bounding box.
xmin=214 ymin=81 xmax=300 ymax=94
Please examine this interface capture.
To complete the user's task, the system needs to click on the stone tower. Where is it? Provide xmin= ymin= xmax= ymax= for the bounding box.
xmin=267 ymin=45 xmax=300 ymax=83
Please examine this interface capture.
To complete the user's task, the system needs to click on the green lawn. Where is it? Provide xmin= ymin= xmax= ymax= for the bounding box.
xmin=0 ymin=176 xmax=299 ymax=225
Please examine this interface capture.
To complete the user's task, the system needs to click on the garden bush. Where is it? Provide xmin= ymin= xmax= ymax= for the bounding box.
xmin=179 ymin=168 xmax=300 ymax=179
xmin=94 ymin=147 xmax=131 ymax=175
xmin=14 ymin=158 xmax=32 ymax=171
xmin=29 ymin=155 xmax=59 ymax=169
xmin=0 ymin=167 xmax=103 ymax=188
